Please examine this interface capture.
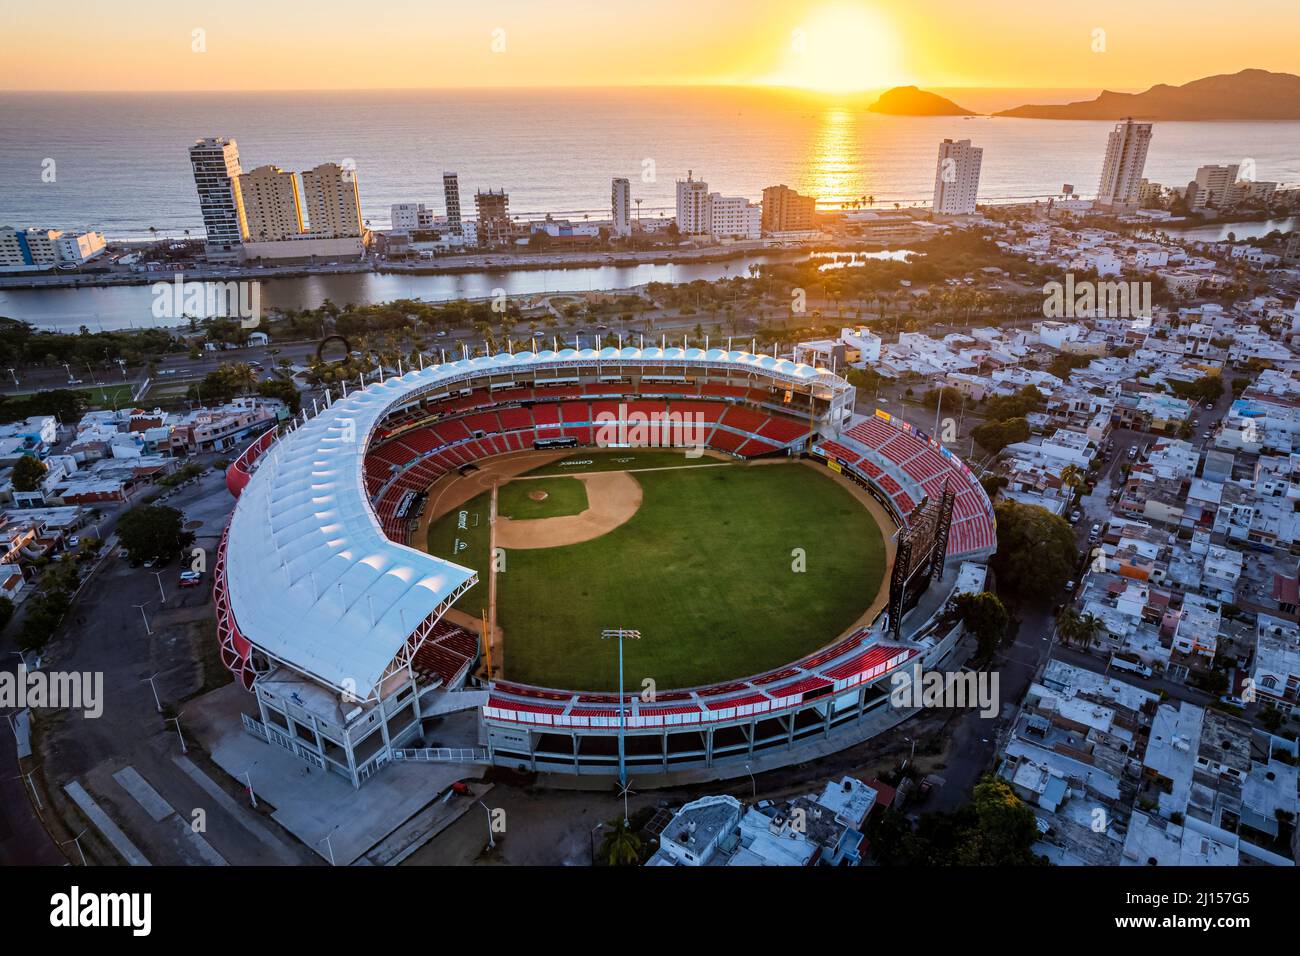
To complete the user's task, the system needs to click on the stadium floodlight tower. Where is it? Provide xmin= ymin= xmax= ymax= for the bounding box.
xmin=601 ymin=628 xmax=641 ymax=788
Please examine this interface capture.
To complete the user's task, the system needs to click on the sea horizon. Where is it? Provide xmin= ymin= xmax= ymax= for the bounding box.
xmin=3 ymin=86 xmax=1298 ymax=242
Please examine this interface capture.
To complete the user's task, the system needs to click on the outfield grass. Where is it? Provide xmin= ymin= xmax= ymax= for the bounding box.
xmin=427 ymin=460 xmax=886 ymax=691
xmin=497 ymin=476 xmax=588 ymax=520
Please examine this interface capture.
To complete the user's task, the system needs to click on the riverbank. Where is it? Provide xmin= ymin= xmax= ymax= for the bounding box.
xmin=0 ymin=237 xmax=915 ymax=294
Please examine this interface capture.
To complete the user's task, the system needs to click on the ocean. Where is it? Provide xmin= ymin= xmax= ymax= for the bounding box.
xmin=3 ymin=87 xmax=1300 ymax=240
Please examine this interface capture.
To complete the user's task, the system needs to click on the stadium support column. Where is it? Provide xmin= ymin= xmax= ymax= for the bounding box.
xmin=930 ymin=483 xmax=956 ymax=586
xmin=888 ymin=536 xmax=913 ymax=640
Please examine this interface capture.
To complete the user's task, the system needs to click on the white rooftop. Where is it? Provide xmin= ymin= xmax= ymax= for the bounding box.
xmin=225 ymin=348 xmax=842 ymax=696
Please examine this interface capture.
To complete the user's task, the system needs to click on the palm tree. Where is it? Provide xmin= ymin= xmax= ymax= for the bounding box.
xmin=228 ymin=362 xmax=258 ymax=395
xmin=1057 ymin=607 xmax=1081 ymax=647
xmin=1077 ymin=612 xmax=1105 ymax=652
xmin=598 ymin=819 xmax=642 ymax=866
xmin=1060 ymin=464 xmax=1085 ymax=500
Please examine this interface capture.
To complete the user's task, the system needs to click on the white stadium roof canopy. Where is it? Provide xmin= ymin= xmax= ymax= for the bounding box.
xmin=224 ymin=347 xmax=846 ymax=697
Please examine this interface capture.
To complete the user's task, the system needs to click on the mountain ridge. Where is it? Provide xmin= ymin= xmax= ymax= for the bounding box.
xmin=995 ymin=69 xmax=1300 ymax=120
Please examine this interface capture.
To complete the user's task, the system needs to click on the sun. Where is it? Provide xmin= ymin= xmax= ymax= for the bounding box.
xmin=765 ymin=3 xmax=906 ymax=94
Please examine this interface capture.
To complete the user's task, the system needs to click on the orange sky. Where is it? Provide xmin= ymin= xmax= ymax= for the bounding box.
xmin=4 ymin=0 xmax=1297 ymax=92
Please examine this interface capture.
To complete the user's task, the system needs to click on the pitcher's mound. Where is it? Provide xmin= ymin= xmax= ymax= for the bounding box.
xmin=528 ymin=490 xmax=549 ymax=502
xmin=497 ymin=472 xmax=642 ymax=548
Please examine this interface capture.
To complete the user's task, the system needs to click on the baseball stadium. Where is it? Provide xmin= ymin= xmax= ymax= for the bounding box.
xmin=218 ymin=347 xmax=996 ymax=786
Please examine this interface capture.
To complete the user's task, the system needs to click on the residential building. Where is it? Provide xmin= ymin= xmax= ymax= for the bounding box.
xmin=474 ymin=189 xmax=511 ymax=246
xmin=237 ymin=165 xmax=304 ymax=242
xmin=189 ymin=136 xmax=247 ymax=261
xmin=1096 ymin=120 xmax=1153 ymax=207
xmin=443 ymin=172 xmax=462 ymax=235
xmin=675 ymin=171 xmax=710 ymax=236
xmin=706 ymin=193 xmax=761 ymax=240
xmin=1189 ymin=164 xmax=1241 ymax=209
xmin=611 ymin=177 xmax=632 ymax=237
xmin=300 ymin=162 xmax=364 ymax=238
xmin=932 ymin=139 xmax=982 ymax=216
xmin=762 ymin=184 xmax=817 ymax=232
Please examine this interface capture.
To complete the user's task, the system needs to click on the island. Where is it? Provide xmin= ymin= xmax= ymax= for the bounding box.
xmin=868 ymin=86 xmax=975 ymax=116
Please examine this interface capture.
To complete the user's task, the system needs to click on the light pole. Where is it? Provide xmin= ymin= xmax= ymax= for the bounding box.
xmin=168 ymin=713 xmax=187 ymax=754
xmin=142 ymin=673 xmax=162 ymax=713
xmin=478 ymin=800 xmax=496 ymax=850
xmin=319 ymin=827 xmax=338 ymax=866
xmin=600 ymin=628 xmax=641 ymax=790
xmin=15 ymin=765 xmax=42 ymax=812
xmin=744 ymin=762 xmax=757 ymax=799
xmin=243 ymin=770 xmax=257 ymax=808
xmin=903 ymin=735 xmax=916 ymax=770
xmin=152 ymin=570 xmax=166 ymax=605
xmin=132 ymin=603 xmax=152 ymax=636
xmin=62 ymin=828 xmax=88 ymax=866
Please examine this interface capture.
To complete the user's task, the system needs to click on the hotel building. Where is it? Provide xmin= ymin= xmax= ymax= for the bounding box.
xmin=0 ymin=226 xmax=107 ymax=271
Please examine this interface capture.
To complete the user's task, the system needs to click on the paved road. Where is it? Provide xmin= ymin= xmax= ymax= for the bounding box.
xmin=10 ymin=469 xmax=316 ymax=865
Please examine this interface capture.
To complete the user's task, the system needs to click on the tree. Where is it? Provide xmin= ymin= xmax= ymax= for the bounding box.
xmin=1058 ymin=607 xmax=1081 ymax=647
xmin=598 ymin=819 xmax=643 ymax=866
xmin=991 ymin=500 xmax=1077 ymax=601
xmin=116 ymin=505 xmax=195 ymax=564
xmin=11 ymin=454 xmax=48 ymax=492
xmin=971 ymin=417 xmax=1030 ymax=454
xmin=952 ymin=776 xmax=1048 ymax=866
xmin=1169 ymin=373 xmax=1224 ymax=405
xmin=1076 ymin=612 xmax=1105 ymax=652
xmin=954 ymin=591 xmax=1010 ymax=662
xmin=1059 ymin=464 xmax=1085 ymax=499
xmin=873 ymin=775 xmax=1045 ymax=866
xmin=256 ymin=378 xmax=301 ymax=414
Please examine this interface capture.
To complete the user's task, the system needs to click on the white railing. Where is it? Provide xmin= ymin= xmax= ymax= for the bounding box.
xmin=392 ymin=747 xmax=488 ymax=763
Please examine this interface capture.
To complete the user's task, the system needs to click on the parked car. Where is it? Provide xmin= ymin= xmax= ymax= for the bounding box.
xmin=179 ymin=571 xmax=203 ymax=588
xmin=68 ymin=536 xmax=80 ymax=548
xmin=1069 ymin=510 xmax=1081 ymax=524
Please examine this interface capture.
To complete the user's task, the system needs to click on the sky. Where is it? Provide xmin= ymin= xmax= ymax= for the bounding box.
xmin=4 ymin=0 xmax=1297 ymax=92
